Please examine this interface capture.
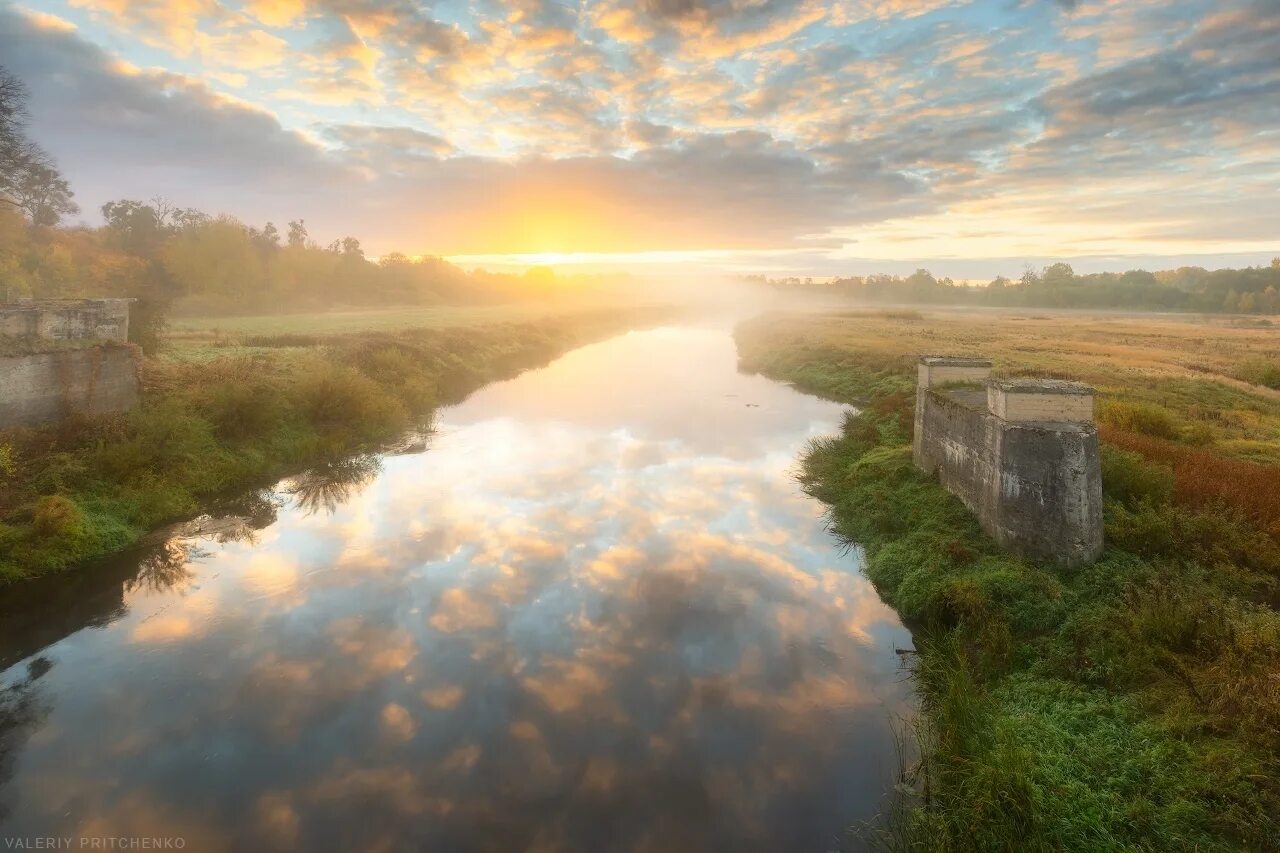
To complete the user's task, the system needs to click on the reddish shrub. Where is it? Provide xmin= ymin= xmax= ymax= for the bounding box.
xmin=1101 ymin=425 xmax=1280 ymax=536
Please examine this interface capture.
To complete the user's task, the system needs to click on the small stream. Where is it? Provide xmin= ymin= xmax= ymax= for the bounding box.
xmin=0 ymin=324 xmax=913 ymax=851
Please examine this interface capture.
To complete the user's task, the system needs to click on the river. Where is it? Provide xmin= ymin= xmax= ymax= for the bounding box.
xmin=0 ymin=323 xmax=913 ymax=851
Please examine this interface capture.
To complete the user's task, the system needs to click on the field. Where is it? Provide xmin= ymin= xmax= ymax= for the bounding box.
xmin=735 ymin=307 xmax=1280 ymax=851
xmin=167 ymin=303 xmax=607 ymax=338
xmin=741 ymin=307 xmax=1280 ymax=452
xmin=162 ymin=303 xmax=640 ymax=363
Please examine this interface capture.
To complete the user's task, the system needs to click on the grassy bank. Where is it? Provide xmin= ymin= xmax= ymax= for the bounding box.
xmin=0 ymin=306 xmax=671 ymax=579
xmin=165 ymin=302 xmax=622 ymax=339
xmin=735 ymin=310 xmax=1280 ymax=850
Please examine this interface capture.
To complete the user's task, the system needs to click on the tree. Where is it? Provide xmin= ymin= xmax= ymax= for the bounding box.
xmin=1042 ymin=262 xmax=1074 ymax=287
xmin=1262 ymin=286 xmax=1279 ymax=314
xmin=0 ymin=66 xmax=28 ymax=180
xmin=287 ymin=219 xmax=308 ymax=248
xmin=102 ymin=199 xmax=163 ymax=253
xmin=162 ymin=218 xmax=266 ymax=303
xmin=0 ymin=68 xmax=77 ymax=227
xmin=249 ymin=221 xmax=280 ymax=253
xmin=905 ymin=268 xmax=937 ymax=298
xmin=7 ymin=150 xmax=78 ymax=226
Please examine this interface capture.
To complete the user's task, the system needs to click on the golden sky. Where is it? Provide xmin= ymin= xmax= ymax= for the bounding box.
xmin=3 ymin=0 xmax=1278 ymax=275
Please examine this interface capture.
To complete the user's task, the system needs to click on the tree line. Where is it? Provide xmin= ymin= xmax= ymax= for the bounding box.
xmin=0 ymin=66 xmax=592 ymax=349
xmin=755 ymin=260 xmax=1280 ymax=314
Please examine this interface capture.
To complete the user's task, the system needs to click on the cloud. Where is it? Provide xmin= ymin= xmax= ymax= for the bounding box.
xmin=2 ymin=0 xmax=1276 ymax=266
xmin=324 ymin=124 xmax=454 ymax=159
xmin=0 ymin=6 xmax=348 ymax=215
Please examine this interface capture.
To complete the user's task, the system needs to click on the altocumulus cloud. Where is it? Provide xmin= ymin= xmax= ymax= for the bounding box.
xmin=1 ymin=0 xmax=1277 ymax=263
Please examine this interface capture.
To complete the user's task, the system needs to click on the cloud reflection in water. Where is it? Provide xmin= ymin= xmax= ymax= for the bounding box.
xmin=0 ymin=326 xmax=913 ymax=851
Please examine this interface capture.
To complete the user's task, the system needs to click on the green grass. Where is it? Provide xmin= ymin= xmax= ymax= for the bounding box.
xmin=168 ymin=302 xmax=612 ymax=338
xmin=0 ymin=307 xmax=670 ymax=579
xmin=735 ymin=318 xmax=1280 ymax=851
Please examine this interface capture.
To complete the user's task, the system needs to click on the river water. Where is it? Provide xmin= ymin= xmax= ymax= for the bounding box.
xmin=0 ymin=324 xmax=912 ymax=852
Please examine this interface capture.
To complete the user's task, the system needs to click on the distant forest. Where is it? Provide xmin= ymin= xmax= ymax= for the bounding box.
xmin=0 ymin=199 xmax=577 ymax=312
xmin=753 ymin=260 xmax=1280 ymax=314
xmin=0 ymin=65 xmax=601 ymax=337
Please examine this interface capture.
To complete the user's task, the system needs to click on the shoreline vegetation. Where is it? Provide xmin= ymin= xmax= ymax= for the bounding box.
xmin=752 ymin=258 xmax=1280 ymax=315
xmin=734 ymin=309 xmax=1280 ymax=850
xmin=0 ymin=305 xmax=673 ymax=580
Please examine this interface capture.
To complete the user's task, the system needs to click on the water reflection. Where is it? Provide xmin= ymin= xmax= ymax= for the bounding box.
xmin=0 ymin=658 xmax=52 ymax=824
xmin=0 ymin=326 xmax=912 ymax=851
xmin=285 ymin=455 xmax=383 ymax=517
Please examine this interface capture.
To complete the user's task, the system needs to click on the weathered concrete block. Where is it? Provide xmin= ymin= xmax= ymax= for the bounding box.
xmin=913 ymin=356 xmax=991 ymax=473
xmin=987 ymin=378 xmax=1095 ymax=423
xmin=913 ymin=356 xmax=1103 ymax=568
xmin=0 ymin=299 xmax=131 ymax=343
xmin=990 ymin=420 xmax=1103 ymax=566
xmin=0 ymin=345 xmax=141 ymax=430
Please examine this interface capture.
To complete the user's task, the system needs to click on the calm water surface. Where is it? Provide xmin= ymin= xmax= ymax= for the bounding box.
xmin=0 ymin=325 xmax=912 ymax=852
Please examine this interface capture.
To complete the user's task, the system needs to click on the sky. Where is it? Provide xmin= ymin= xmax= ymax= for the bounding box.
xmin=0 ymin=0 xmax=1277 ymax=277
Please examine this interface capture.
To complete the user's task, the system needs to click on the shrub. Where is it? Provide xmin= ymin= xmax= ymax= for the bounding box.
xmin=1098 ymin=400 xmax=1179 ymax=439
xmin=349 ymin=344 xmax=437 ymax=411
xmin=290 ymin=365 xmax=406 ymax=439
xmin=1234 ymin=357 xmax=1280 ymax=390
xmin=203 ymin=380 xmax=288 ymax=441
xmin=1103 ymin=426 xmax=1280 ymax=536
xmin=1100 ymin=446 xmax=1174 ymax=507
xmin=31 ymin=494 xmax=87 ymax=538
xmin=95 ymin=402 xmax=227 ymax=491
xmin=1105 ymin=500 xmax=1280 ymax=580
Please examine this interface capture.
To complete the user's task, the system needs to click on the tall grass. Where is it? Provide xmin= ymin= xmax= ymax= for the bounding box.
xmin=1234 ymin=357 xmax=1280 ymax=390
xmin=1102 ymin=425 xmax=1280 ymax=536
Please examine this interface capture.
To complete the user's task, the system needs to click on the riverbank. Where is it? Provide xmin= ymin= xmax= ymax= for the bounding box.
xmin=735 ymin=309 xmax=1280 ymax=850
xmin=0 ymin=306 xmax=673 ymax=579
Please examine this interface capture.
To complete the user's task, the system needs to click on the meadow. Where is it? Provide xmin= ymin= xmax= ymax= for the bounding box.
xmin=0 ymin=304 xmax=672 ymax=579
xmin=735 ymin=308 xmax=1280 ymax=851
xmin=166 ymin=302 xmax=616 ymax=340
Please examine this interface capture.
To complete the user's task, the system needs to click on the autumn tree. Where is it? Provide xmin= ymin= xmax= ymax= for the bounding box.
xmin=0 ymin=67 xmax=77 ymax=227
xmin=162 ymin=217 xmax=267 ymax=304
xmin=6 ymin=154 xmax=78 ymax=226
xmin=287 ymin=219 xmax=308 ymax=248
xmin=1042 ymin=262 xmax=1075 ymax=287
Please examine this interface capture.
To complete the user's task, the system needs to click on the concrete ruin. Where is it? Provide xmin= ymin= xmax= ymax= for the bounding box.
xmin=0 ymin=298 xmax=131 ymax=342
xmin=913 ymin=356 xmax=1103 ymax=568
xmin=0 ymin=299 xmax=140 ymax=430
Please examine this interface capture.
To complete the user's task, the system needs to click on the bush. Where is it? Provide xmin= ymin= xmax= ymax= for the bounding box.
xmin=1235 ymin=357 xmax=1280 ymax=390
xmin=31 ymin=494 xmax=87 ymax=537
xmin=1098 ymin=400 xmax=1179 ymax=439
xmin=290 ymin=365 xmax=406 ymax=440
xmin=349 ymin=344 xmax=437 ymax=411
xmin=203 ymin=380 xmax=289 ymax=441
xmin=1100 ymin=446 xmax=1174 ymax=507
xmin=1103 ymin=426 xmax=1280 ymax=536
xmin=94 ymin=402 xmax=228 ymax=491
xmin=1105 ymin=501 xmax=1280 ymax=580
